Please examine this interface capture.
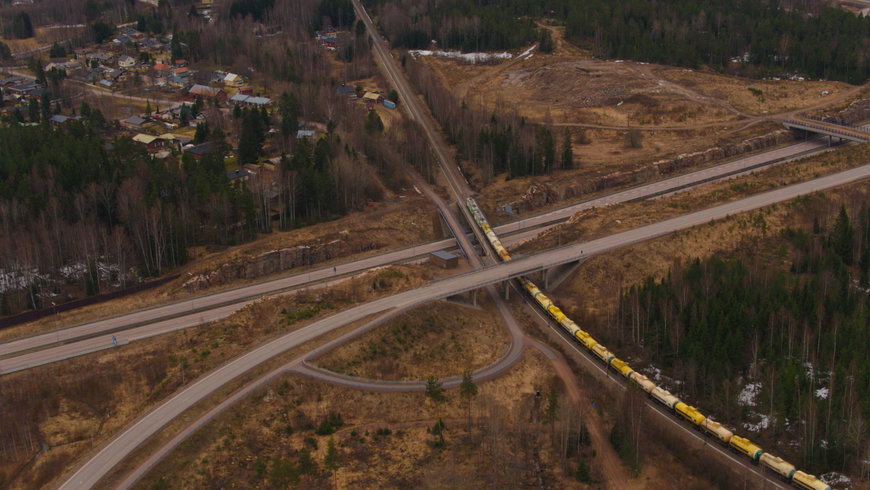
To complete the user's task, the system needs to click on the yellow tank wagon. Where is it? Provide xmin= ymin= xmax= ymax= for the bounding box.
xmin=609 ymin=357 xmax=634 ymax=378
xmin=590 ymin=343 xmax=614 ymax=364
xmin=559 ymin=317 xmax=582 ymax=337
xmin=674 ymin=402 xmax=706 ymax=426
xmin=700 ymin=418 xmax=733 ymax=444
xmin=629 ymin=371 xmax=656 ymax=393
xmin=791 ymin=471 xmax=831 ymax=490
xmin=547 ymin=304 xmax=566 ymax=323
xmin=759 ymin=453 xmax=796 ymax=481
xmin=650 ymin=386 xmax=680 ymax=409
xmin=729 ymin=436 xmax=763 ymax=462
xmin=574 ymin=330 xmax=597 ymax=350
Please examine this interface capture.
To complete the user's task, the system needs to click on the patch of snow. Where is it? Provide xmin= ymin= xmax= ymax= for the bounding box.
xmin=804 ymin=362 xmax=815 ymax=379
xmin=821 ymin=439 xmax=829 ymax=449
xmin=518 ymin=45 xmax=536 ymax=58
xmin=743 ymin=413 xmax=769 ymax=432
xmin=821 ymin=472 xmax=851 ymax=487
xmin=408 ymin=50 xmax=512 ymax=64
xmin=816 ymin=387 xmax=829 ymax=400
xmin=643 ymin=365 xmax=662 ymax=382
xmin=738 ymin=382 xmax=761 ymax=407
xmin=526 ymin=54 xmax=533 ymax=59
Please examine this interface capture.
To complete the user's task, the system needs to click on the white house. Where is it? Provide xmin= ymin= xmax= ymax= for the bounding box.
xmin=118 ymin=55 xmax=136 ymax=69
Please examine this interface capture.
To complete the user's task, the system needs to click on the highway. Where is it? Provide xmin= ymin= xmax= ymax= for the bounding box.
xmin=56 ymin=163 xmax=870 ymax=488
xmin=495 ymin=135 xmax=841 ymax=245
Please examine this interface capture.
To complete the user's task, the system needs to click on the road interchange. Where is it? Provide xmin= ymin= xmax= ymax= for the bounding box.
xmin=55 ymin=162 xmax=870 ymax=488
xmin=0 ymin=130 xmax=846 ymax=373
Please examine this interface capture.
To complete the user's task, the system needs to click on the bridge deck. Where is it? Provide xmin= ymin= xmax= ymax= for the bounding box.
xmin=783 ymin=117 xmax=870 ymax=143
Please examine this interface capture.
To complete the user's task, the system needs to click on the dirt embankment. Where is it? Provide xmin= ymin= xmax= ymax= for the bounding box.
xmin=182 ymin=237 xmax=384 ymax=292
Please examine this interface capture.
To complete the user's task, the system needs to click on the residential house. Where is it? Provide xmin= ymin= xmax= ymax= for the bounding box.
xmin=159 ymin=133 xmax=182 ymax=151
xmin=121 ymin=115 xmax=148 ymax=130
xmin=118 ymin=55 xmax=136 ymax=69
xmin=113 ymin=34 xmax=133 ymax=45
xmin=120 ymin=27 xmax=144 ymax=40
xmin=87 ymin=52 xmax=113 ymax=66
xmin=169 ymin=75 xmax=190 ymax=89
xmin=223 ymin=72 xmax=244 ymax=87
xmin=152 ymin=63 xmax=171 ymax=78
xmin=0 ymin=76 xmax=25 ymax=87
xmin=226 ymin=168 xmax=250 ymax=182
xmin=336 ymin=84 xmax=356 ymax=99
xmin=229 ymin=93 xmax=272 ymax=108
xmin=49 ymin=114 xmax=81 ymax=125
xmin=132 ymin=133 xmax=163 ymax=151
xmin=184 ymin=141 xmax=218 ymax=159
xmin=140 ymin=38 xmax=164 ymax=51
xmin=296 ymin=129 xmax=316 ymax=140
xmin=171 ymin=66 xmax=190 ymax=78
xmin=107 ymin=69 xmax=125 ymax=83
xmin=188 ymin=84 xmax=227 ymax=101
xmin=362 ymin=92 xmax=383 ymax=104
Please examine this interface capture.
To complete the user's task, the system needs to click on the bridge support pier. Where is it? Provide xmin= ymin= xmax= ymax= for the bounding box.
xmin=470 ymin=289 xmax=476 ymax=307
xmin=504 ymin=281 xmax=510 ymax=300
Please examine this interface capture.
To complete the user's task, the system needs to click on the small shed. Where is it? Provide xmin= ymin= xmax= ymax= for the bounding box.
xmin=430 ymin=250 xmax=458 ymax=269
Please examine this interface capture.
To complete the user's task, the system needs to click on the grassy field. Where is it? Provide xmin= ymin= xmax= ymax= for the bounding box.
xmin=316 ymin=300 xmax=507 ymax=380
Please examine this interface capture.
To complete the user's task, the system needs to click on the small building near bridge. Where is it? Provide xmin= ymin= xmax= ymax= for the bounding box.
xmin=430 ymin=250 xmax=458 ymax=269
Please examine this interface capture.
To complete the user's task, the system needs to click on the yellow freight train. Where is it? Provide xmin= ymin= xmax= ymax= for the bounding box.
xmin=464 ymin=198 xmax=830 ymax=490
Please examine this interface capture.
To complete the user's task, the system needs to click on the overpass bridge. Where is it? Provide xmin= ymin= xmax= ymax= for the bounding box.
xmin=783 ymin=116 xmax=870 ymax=143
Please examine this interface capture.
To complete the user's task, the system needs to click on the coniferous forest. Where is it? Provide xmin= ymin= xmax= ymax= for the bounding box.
xmin=614 ymin=206 xmax=870 ymax=473
xmin=368 ymin=0 xmax=870 ymax=83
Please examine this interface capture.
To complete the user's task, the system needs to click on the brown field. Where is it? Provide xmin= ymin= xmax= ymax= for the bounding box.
xmin=315 ymin=300 xmax=507 ymax=380
xmin=136 ymin=330 xmax=715 ymax=489
xmin=0 ymin=262 xmax=455 ymax=489
xmin=415 ymin=24 xmax=864 ymax=210
xmin=0 ymin=26 xmax=87 ymax=55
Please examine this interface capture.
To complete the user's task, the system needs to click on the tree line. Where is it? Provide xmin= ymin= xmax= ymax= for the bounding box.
xmin=368 ymin=0 xmax=870 ymax=83
xmin=612 ymin=205 xmax=870 ymax=474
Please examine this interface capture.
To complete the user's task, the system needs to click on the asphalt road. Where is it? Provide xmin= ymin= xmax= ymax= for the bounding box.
xmin=56 ymin=164 xmax=870 ymax=488
xmin=496 ymin=135 xmax=839 ymax=245
xmin=0 ymin=241 xmax=450 ymax=366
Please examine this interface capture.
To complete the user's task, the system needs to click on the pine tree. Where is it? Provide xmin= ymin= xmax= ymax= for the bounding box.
xmin=561 ymin=127 xmax=574 ymax=169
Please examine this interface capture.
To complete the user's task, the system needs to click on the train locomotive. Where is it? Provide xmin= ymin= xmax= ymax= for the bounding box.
xmin=464 ymin=198 xmax=831 ymax=490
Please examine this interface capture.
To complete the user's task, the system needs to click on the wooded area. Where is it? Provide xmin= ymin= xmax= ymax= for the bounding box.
xmin=368 ymin=0 xmax=870 ymax=83
xmin=0 ymin=0 xmax=437 ymax=314
xmin=405 ymin=56 xmax=572 ymax=183
xmin=613 ymin=205 xmax=870 ymax=473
